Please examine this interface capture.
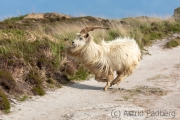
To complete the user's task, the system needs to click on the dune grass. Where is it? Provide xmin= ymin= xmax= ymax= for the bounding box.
xmin=1 ymin=14 xmax=180 ymax=111
xmin=1 ymin=15 xmax=180 ymax=82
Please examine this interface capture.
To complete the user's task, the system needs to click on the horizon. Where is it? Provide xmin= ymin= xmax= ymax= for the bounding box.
xmin=0 ymin=0 xmax=180 ymax=20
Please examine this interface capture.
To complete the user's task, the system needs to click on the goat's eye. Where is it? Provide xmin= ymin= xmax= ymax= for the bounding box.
xmin=79 ymin=37 xmax=83 ymax=40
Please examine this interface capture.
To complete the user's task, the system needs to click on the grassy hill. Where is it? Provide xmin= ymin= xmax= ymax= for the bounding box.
xmin=0 ymin=13 xmax=180 ymax=111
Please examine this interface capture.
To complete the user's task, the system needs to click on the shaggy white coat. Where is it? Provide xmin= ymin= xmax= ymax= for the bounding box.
xmin=67 ymin=35 xmax=141 ymax=89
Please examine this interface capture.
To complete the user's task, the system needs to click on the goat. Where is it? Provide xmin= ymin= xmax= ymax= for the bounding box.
xmin=66 ymin=26 xmax=141 ymax=90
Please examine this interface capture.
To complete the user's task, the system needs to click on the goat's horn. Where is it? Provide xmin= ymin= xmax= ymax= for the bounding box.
xmin=80 ymin=26 xmax=109 ymax=35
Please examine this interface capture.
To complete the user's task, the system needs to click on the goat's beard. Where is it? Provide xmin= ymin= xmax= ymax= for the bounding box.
xmin=66 ymin=46 xmax=81 ymax=57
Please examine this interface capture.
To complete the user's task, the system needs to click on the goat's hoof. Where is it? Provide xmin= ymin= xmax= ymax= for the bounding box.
xmin=103 ymin=86 xmax=108 ymax=91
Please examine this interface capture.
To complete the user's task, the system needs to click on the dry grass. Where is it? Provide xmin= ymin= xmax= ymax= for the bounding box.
xmin=1 ymin=14 xmax=180 ymax=113
xmin=147 ymin=74 xmax=168 ymax=81
xmin=43 ymin=16 xmax=180 ymax=49
xmin=111 ymin=86 xmax=168 ymax=101
xmin=0 ymin=14 xmax=180 ymax=97
xmin=24 ymin=13 xmax=45 ymax=19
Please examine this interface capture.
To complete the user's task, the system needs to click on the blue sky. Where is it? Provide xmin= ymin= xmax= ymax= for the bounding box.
xmin=0 ymin=0 xmax=180 ymax=20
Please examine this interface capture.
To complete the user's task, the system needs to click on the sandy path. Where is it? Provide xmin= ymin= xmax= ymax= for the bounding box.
xmin=0 ymin=34 xmax=180 ymax=120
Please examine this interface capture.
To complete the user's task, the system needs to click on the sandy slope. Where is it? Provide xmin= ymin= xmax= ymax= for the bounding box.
xmin=0 ymin=34 xmax=180 ymax=120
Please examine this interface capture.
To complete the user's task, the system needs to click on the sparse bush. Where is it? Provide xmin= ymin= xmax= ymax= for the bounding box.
xmin=26 ymin=69 xmax=45 ymax=96
xmin=32 ymin=86 xmax=45 ymax=96
xmin=0 ymin=89 xmax=10 ymax=110
xmin=26 ymin=69 xmax=42 ymax=86
xmin=46 ymin=78 xmax=54 ymax=84
xmin=0 ymin=69 xmax=17 ymax=93
xmin=16 ymin=95 xmax=28 ymax=102
xmin=169 ymin=23 xmax=180 ymax=32
xmin=165 ymin=39 xmax=179 ymax=48
xmin=69 ymin=66 xmax=90 ymax=80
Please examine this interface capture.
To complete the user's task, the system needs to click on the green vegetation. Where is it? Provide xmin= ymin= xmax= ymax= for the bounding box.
xmin=26 ymin=69 xmax=42 ymax=86
xmin=32 ymin=86 xmax=45 ymax=96
xmin=0 ymin=69 xmax=17 ymax=92
xmin=107 ymin=30 xmax=121 ymax=40
xmin=166 ymin=40 xmax=178 ymax=48
xmin=46 ymin=78 xmax=54 ymax=84
xmin=69 ymin=67 xmax=90 ymax=81
xmin=119 ymin=17 xmax=180 ymax=48
xmin=3 ymin=15 xmax=25 ymax=23
xmin=19 ymin=95 xmax=28 ymax=101
xmin=165 ymin=38 xmax=180 ymax=48
xmin=1 ymin=15 xmax=180 ymax=82
xmin=26 ymin=69 xmax=45 ymax=96
xmin=0 ymin=14 xmax=180 ymax=108
xmin=16 ymin=95 xmax=29 ymax=102
xmin=0 ymin=89 xmax=10 ymax=110
xmin=0 ymin=38 xmax=63 ymax=69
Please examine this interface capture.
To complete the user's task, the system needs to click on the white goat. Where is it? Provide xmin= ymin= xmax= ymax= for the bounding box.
xmin=66 ymin=26 xmax=141 ymax=90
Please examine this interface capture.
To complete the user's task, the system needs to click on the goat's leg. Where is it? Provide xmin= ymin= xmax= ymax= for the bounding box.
xmin=114 ymin=66 xmax=134 ymax=85
xmin=110 ymin=71 xmax=125 ymax=86
xmin=103 ymin=69 xmax=114 ymax=90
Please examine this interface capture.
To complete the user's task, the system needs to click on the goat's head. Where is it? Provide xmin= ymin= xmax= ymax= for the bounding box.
xmin=71 ymin=26 xmax=109 ymax=49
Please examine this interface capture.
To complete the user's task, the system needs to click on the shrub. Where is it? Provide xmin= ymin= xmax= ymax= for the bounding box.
xmin=16 ymin=95 xmax=28 ymax=102
xmin=165 ymin=40 xmax=179 ymax=48
xmin=32 ymin=86 xmax=45 ymax=96
xmin=26 ymin=69 xmax=42 ymax=86
xmin=46 ymin=78 xmax=54 ymax=84
xmin=0 ymin=90 xmax=10 ymax=110
xmin=26 ymin=69 xmax=45 ymax=96
xmin=69 ymin=67 xmax=90 ymax=80
xmin=0 ymin=69 xmax=16 ymax=93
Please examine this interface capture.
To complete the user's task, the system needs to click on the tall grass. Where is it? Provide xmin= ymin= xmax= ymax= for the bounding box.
xmin=1 ymin=15 xmax=180 ymax=81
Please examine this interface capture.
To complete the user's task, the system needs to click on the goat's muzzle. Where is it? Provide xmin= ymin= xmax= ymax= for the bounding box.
xmin=72 ymin=41 xmax=77 ymax=48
